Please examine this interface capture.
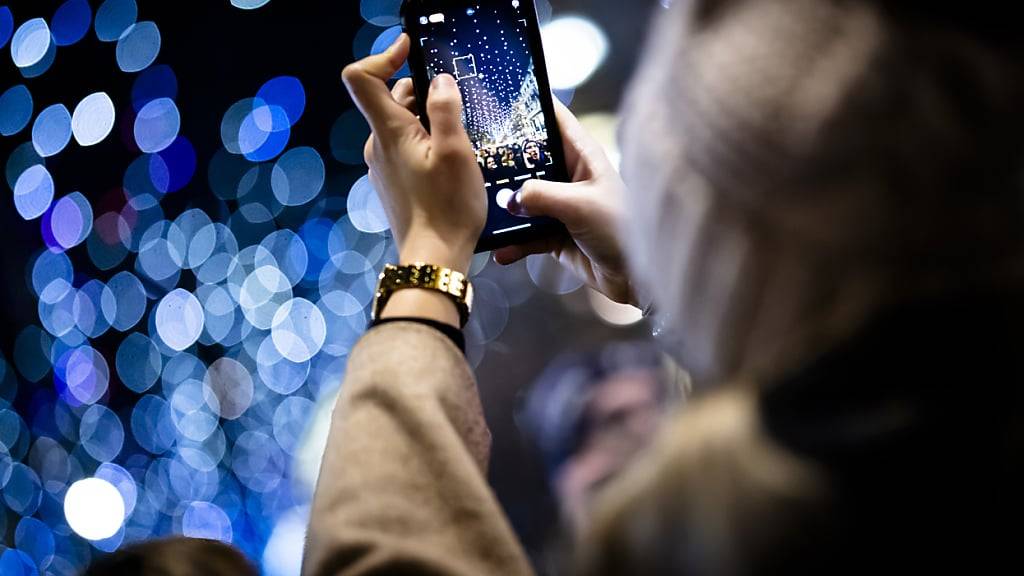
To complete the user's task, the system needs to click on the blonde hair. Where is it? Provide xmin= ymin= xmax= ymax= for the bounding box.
xmin=619 ymin=0 xmax=1024 ymax=384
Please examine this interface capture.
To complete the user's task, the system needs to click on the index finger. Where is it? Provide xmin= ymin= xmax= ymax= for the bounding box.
xmin=342 ymin=34 xmax=417 ymax=138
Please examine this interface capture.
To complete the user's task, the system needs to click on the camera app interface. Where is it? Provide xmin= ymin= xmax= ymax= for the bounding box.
xmin=417 ymin=2 xmax=555 ymax=236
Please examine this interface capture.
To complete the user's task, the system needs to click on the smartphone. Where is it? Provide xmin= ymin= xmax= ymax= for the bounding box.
xmin=401 ymin=0 xmax=570 ymax=252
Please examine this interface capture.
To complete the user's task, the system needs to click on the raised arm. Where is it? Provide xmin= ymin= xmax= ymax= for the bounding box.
xmin=303 ymin=322 xmax=534 ymax=576
xmin=302 ymin=35 xmax=533 ymax=576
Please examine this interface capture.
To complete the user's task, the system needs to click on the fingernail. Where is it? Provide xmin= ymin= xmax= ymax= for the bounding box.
xmin=433 ymin=73 xmax=456 ymax=89
xmin=385 ymin=34 xmax=405 ymax=55
xmin=506 ymin=189 xmax=526 ymax=216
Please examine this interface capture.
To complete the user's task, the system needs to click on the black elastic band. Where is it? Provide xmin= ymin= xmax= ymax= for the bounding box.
xmin=369 ymin=318 xmax=466 ymax=354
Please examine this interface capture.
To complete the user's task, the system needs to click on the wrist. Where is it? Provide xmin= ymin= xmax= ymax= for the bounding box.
xmin=399 ymin=230 xmax=475 ymax=274
xmin=380 ymin=289 xmax=461 ymax=328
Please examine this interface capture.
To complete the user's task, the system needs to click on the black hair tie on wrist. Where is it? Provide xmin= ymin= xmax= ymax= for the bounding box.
xmin=369 ymin=317 xmax=466 ymax=354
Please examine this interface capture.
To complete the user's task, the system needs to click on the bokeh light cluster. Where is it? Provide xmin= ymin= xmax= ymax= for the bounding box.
xmin=0 ymin=0 xmax=629 ymax=574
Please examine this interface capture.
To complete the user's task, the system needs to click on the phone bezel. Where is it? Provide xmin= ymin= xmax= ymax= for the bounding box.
xmin=400 ymin=0 xmax=570 ymax=253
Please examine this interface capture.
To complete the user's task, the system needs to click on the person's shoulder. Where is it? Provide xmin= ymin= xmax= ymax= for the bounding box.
xmin=576 ymin=385 xmax=830 ymax=575
xmin=628 ymin=385 xmax=821 ymax=499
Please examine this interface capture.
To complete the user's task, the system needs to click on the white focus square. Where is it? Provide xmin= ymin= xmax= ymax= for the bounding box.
xmin=453 ymin=54 xmax=478 ymax=80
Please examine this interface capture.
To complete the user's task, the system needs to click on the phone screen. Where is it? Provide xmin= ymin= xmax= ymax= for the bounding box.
xmin=404 ymin=1 xmax=568 ymax=251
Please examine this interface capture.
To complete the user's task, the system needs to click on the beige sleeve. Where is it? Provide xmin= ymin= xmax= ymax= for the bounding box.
xmin=303 ymin=321 xmax=535 ymax=576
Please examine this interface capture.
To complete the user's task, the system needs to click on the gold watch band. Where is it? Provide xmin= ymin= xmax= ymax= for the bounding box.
xmin=372 ymin=263 xmax=474 ymax=328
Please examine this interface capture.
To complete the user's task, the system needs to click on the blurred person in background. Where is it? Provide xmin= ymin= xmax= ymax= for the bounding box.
xmin=82 ymin=537 xmax=257 ymax=576
xmin=304 ymin=0 xmax=1023 ymax=575
xmin=518 ymin=342 xmax=688 ymax=536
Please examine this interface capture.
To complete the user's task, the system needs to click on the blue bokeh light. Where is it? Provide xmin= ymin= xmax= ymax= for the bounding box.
xmin=79 ymin=405 xmax=125 ymax=463
xmin=256 ymin=336 xmax=309 ymax=396
xmin=116 ymin=21 xmax=161 ymax=73
xmin=150 ymin=137 xmax=197 ymax=194
xmin=115 ymin=333 xmax=162 ymax=393
xmin=14 ymin=326 xmax=53 ymax=384
xmin=272 ymin=396 xmax=315 ymax=456
xmin=347 ymin=175 xmax=389 ymax=233
xmin=182 ymin=501 xmax=233 ymax=542
xmin=231 ymin=0 xmax=273 ymax=9
xmin=130 ymin=396 xmax=175 ymax=455
xmin=87 ymin=212 xmax=131 ymax=271
xmin=134 ymin=97 xmax=180 ymax=153
xmin=360 ymin=0 xmax=402 ymax=27
xmin=32 ymin=104 xmax=73 ymax=158
xmin=256 ymin=229 xmax=309 ymax=287
xmin=239 ymin=104 xmax=290 ymax=162
xmin=0 ymin=547 xmax=39 ymax=576
xmin=257 ymin=76 xmax=306 ymax=127
xmin=330 ymin=109 xmax=371 ymax=165
xmin=31 ymin=250 xmax=73 ymax=302
xmin=271 ymin=147 xmax=325 ymax=207
xmin=231 ymin=431 xmax=285 ymax=494
xmin=19 ymin=36 xmax=57 ymax=79
xmin=10 ymin=18 xmax=51 ymax=69
xmin=74 ymin=278 xmax=114 ymax=339
xmin=95 ymin=0 xmax=137 ymax=42
xmin=52 ymin=0 xmax=93 ymax=47
xmin=220 ymin=99 xmax=257 ymax=156
xmin=4 ymin=463 xmax=43 ymax=516
xmin=132 ymin=64 xmax=177 ymax=111
xmin=56 ymin=346 xmax=110 ymax=406
xmin=14 ymin=165 xmax=55 ymax=221
xmin=95 ymin=462 xmax=139 ymax=517
xmin=353 ymin=22 xmax=384 ymax=60
xmin=14 ymin=516 xmax=56 ymax=572
xmin=0 ymin=84 xmax=33 ymax=137
xmin=1 ymin=2 xmax=531 ymax=570
xmin=6 ymin=142 xmax=44 ymax=191
xmin=48 ymin=192 xmax=94 ymax=250
xmin=106 ymin=271 xmax=147 ymax=331
xmin=0 ymin=6 xmax=14 ymax=51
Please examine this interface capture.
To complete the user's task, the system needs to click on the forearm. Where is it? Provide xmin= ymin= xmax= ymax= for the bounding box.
xmin=303 ymin=322 xmax=534 ymax=576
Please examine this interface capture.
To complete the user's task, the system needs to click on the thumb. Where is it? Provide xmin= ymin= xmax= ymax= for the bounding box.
xmin=507 ymin=179 xmax=586 ymax=226
xmin=427 ymin=74 xmax=469 ymax=152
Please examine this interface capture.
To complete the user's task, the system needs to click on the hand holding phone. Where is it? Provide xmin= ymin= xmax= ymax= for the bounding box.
xmin=402 ymin=0 xmax=571 ymax=252
xmin=342 ymin=34 xmax=486 ymax=275
xmin=496 ymin=99 xmax=636 ymax=306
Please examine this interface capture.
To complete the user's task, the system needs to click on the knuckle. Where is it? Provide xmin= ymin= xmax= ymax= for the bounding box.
xmin=341 ymin=63 xmax=363 ymax=86
xmin=520 ymin=180 xmax=541 ymax=197
xmin=435 ymin=142 xmax=472 ymax=164
xmin=433 ymin=142 xmax=459 ymax=159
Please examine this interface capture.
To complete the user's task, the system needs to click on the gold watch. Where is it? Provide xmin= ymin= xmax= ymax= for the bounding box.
xmin=372 ymin=263 xmax=474 ymax=328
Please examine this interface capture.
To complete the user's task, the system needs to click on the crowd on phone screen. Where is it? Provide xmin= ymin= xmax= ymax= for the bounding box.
xmin=476 ymin=139 xmax=551 ymax=179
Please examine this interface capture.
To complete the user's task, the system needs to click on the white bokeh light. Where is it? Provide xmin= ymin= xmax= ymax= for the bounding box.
xmin=271 ymin=297 xmax=327 ymax=363
xmin=64 ymin=477 xmax=126 ymax=541
xmin=540 ymin=16 xmax=609 ymax=90
xmin=72 ymin=92 xmax=116 ymax=147
xmin=156 ymin=288 xmax=205 ymax=351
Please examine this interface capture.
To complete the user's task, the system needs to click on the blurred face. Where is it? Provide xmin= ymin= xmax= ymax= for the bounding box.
xmin=486 ymin=156 xmax=498 ymax=169
xmin=525 ymin=142 xmax=541 ymax=160
xmin=554 ymin=370 xmax=665 ymax=533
